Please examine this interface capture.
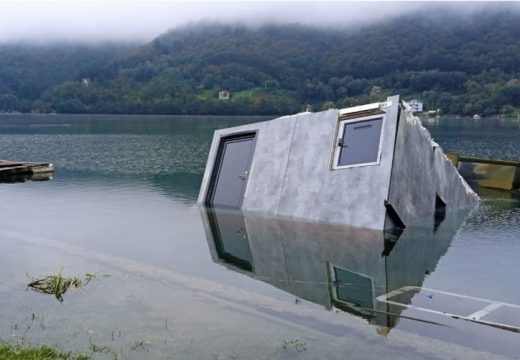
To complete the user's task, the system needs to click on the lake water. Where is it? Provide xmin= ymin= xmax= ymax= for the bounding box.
xmin=0 ymin=114 xmax=519 ymax=359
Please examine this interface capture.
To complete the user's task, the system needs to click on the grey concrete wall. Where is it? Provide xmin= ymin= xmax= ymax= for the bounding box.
xmin=274 ymin=101 xmax=398 ymax=229
xmin=199 ymin=96 xmax=400 ymax=229
xmin=242 ymin=115 xmax=298 ymax=213
xmin=433 ymin=146 xmax=480 ymax=210
xmin=387 ymin=109 xmax=437 ymax=227
xmin=387 ymin=105 xmax=478 ymax=227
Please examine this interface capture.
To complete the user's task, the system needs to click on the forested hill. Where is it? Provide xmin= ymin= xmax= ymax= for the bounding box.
xmin=1 ymin=10 xmax=520 ymax=116
xmin=0 ymin=43 xmax=136 ymax=112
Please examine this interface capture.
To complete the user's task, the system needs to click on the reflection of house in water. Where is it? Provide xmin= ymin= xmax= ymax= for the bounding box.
xmin=200 ymin=206 xmax=470 ymax=334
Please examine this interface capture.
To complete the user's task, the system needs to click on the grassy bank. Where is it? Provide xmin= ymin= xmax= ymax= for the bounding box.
xmin=0 ymin=343 xmax=90 ymax=360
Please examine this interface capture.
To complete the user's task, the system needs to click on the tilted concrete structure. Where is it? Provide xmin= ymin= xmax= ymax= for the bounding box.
xmin=198 ymin=95 xmax=478 ymax=230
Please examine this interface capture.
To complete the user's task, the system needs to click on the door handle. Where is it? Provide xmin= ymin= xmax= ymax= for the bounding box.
xmin=237 ymin=228 xmax=247 ymax=239
xmin=238 ymin=170 xmax=249 ymax=180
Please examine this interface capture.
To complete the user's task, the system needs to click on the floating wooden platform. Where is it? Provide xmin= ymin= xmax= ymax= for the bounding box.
xmin=447 ymin=152 xmax=520 ymax=190
xmin=0 ymin=160 xmax=55 ymax=182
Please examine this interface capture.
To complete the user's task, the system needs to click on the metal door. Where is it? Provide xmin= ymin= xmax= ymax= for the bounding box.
xmin=207 ymin=133 xmax=256 ymax=209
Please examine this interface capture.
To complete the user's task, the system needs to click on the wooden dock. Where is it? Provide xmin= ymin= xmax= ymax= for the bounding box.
xmin=0 ymin=160 xmax=55 ymax=182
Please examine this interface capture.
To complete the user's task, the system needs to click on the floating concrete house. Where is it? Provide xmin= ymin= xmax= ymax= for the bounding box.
xmin=198 ymin=95 xmax=478 ymax=230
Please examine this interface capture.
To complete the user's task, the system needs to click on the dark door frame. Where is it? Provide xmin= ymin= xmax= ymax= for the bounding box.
xmin=205 ymin=207 xmax=254 ymax=272
xmin=205 ymin=131 xmax=258 ymax=208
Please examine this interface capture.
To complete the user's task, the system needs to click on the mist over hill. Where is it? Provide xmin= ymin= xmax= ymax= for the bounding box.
xmin=1 ymin=9 xmax=519 ymax=116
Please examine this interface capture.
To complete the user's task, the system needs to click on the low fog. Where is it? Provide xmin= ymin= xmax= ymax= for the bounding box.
xmin=0 ymin=1 xmax=518 ymax=44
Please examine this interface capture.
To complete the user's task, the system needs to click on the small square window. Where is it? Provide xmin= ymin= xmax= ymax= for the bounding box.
xmin=332 ymin=115 xmax=384 ymax=169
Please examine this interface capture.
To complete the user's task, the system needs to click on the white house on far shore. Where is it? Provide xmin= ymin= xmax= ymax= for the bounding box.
xmin=408 ymin=99 xmax=424 ymax=113
xmin=218 ymin=90 xmax=230 ymax=100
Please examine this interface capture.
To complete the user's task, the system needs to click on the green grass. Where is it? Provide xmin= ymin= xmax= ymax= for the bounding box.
xmin=196 ymin=89 xmax=215 ymax=100
xmin=235 ymin=88 xmax=294 ymax=100
xmin=0 ymin=343 xmax=90 ymax=360
xmin=196 ymin=87 xmax=297 ymax=102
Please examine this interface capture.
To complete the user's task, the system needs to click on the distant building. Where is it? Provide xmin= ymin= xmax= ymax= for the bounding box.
xmin=370 ymin=86 xmax=382 ymax=96
xmin=218 ymin=90 xmax=230 ymax=100
xmin=408 ymin=99 xmax=423 ymax=113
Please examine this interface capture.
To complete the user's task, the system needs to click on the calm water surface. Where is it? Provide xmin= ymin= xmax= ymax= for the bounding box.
xmin=0 ymin=114 xmax=519 ymax=359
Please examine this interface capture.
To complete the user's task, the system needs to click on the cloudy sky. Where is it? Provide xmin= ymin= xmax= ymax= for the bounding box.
xmin=0 ymin=1 xmax=513 ymax=43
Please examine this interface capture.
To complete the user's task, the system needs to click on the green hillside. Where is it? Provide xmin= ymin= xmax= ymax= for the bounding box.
xmin=0 ymin=43 xmax=136 ymax=113
xmin=1 ymin=9 xmax=520 ymax=116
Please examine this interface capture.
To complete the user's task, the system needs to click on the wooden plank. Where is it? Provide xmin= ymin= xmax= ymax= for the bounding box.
xmin=0 ymin=166 xmax=32 ymax=175
xmin=0 ymin=161 xmax=24 ymax=168
xmin=0 ymin=160 xmax=55 ymax=178
xmin=30 ymin=164 xmax=54 ymax=174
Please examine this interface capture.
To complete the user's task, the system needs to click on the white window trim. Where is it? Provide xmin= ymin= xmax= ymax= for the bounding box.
xmin=327 ymin=263 xmax=376 ymax=310
xmin=332 ymin=114 xmax=386 ymax=170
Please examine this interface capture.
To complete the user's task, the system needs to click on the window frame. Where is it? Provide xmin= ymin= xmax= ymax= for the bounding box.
xmin=331 ymin=114 xmax=386 ymax=170
xmin=327 ymin=263 xmax=376 ymax=314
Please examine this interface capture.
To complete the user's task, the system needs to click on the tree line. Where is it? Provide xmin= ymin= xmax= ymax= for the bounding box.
xmin=1 ymin=10 xmax=519 ymax=116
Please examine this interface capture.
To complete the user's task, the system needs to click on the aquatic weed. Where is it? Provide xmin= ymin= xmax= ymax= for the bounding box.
xmin=27 ymin=269 xmax=94 ymax=303
xmin=281 ymin=338 xmax=307 ymax=352
xmin=130 ymin=339 xmax=150 ymax=352
xmin=87 ymin=339 xmax=111 ymax=357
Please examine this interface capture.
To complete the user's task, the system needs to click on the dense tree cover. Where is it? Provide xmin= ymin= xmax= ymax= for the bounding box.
xmin=0 ymin=43 xmax=136 ymax=113
xmin=1 ymin=10 xmax=520 ymax=116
